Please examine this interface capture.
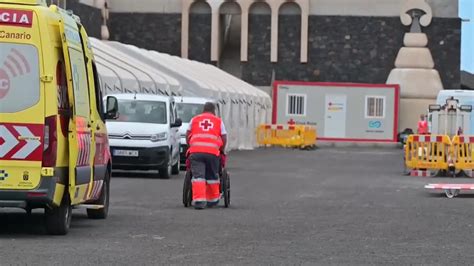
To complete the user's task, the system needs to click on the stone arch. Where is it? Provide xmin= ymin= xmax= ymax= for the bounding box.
xmin=190 ymin=0 xmax=212 ymax=14
xmin=247 ymin=1 xmax=271 ymax=61
xmin=278 ymin=1 xmax=302 ymax=14
xmin=218 ymin=1 xmax=243 ymax=75
xmin=187 ymin=0 xmax=212 ymax=63
xmin=249 ymin=1 xmax=271 ymax=15
xmin=277 ymin=2 xmax=302 ymax=63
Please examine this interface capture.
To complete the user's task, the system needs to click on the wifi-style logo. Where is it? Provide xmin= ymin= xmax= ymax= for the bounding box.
xmin=0 ymin=49 xmax=31 ymax=99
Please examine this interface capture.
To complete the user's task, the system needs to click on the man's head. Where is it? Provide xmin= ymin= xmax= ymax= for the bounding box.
xmin=420 ymin=114 xmax=425 ymax=121
xmin=203 ymin=102 xmax=216 ymax=115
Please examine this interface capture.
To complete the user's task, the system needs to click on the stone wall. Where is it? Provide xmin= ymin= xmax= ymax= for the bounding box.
xmin=98 ymin=12 xmax=461 ymax=89
xmin=188 ymin=14 xmax=212 ymax=64
xmin=244 ymin=15 xmax=460 ymax=89
xmin=47 ymin=0 xmax=103 ymax=38
xmin=109 ymin=13 xmax=182 ymax=56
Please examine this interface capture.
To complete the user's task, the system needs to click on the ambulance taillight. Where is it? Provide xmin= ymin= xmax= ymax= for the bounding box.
xmin=42 ymin=116 xmax=57 ymax=167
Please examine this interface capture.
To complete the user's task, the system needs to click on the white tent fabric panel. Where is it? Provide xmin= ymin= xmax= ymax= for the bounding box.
xmin=96 ymin=63 xmax=121 ymax=95
xmin=90 ymin=38 xmax=178 ymax=96
xmin=107 ymin=42 xmax=203 ymax=97
xmin=95 ymin=55 xmax=140 ymax=94
xmin=90 ymin=38 xmax=272 ymax=151
xmin=99 ymin=40 xmax=183 ymax=96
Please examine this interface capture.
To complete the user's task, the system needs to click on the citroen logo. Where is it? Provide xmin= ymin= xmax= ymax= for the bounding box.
xmin=123 ymin=134 xmax=132 ymax=139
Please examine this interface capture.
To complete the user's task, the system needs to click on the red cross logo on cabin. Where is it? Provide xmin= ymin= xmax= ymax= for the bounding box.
xmin=199 ymin=119 xmax=214 ymax=131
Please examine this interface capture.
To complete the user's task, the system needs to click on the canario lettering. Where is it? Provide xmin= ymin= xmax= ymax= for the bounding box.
xmin=0 ymin=9 xmax=33 ymax=27
xmin=0 ymin=31 xmax=32 ymax=40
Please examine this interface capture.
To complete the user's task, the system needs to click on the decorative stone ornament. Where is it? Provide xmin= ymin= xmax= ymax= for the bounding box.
xmin=400 ymin=0 xmax=432 ymax=28
xmin=100 ymin=0 xmax=110 ymax=40
xmin=387 ymin=0 xmax=442 ymax=131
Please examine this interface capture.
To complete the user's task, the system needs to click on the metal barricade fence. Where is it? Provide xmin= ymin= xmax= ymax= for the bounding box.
xmin=405 ymin=135 xmax=451 ymax=171
xmin=452 ymin=136 xmax=474 ymax=171
xmin=256 ymin=124 xmax=317 ymax=149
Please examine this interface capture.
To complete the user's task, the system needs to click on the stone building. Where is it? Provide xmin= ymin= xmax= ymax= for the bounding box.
xmin=59 ymin=0 xmax=461 ymax=131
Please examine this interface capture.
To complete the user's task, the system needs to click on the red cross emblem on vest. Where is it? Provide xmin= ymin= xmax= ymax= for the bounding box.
xmin=199 ymin=119 xmax=214 ymax=131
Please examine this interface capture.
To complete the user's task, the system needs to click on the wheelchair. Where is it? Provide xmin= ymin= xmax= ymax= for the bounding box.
xmin=182 ymin=154 xmax=230 ymax=208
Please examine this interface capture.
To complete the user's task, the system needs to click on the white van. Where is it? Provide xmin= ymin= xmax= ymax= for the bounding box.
xmin=105 ymin=94 xmax=182 ymax=178
xmin=175 ymin=97 xmax=220 ymax=166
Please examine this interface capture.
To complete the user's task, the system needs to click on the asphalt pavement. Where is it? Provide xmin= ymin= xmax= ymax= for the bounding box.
xmin=1 ymin=147 xmax=474 ymax=265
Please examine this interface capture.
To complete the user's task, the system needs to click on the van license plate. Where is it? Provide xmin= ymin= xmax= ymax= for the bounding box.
xmin=114 ymin=150 xmax=139 ymax=157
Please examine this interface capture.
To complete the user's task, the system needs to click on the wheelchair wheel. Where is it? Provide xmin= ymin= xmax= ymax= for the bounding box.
xmin=222 ymin=169 xmax=230 ymax=208
xmin=182 ymin=170 xmax=192 ymax=207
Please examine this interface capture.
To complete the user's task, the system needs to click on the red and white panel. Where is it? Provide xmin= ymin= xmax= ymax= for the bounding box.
xmin=84 ymin=180 xmax=103 ymax=201
xmin=425 ymin=184 xmax=474 ymax=190
xmin=264 ymin=124 xmax=296 ymax=131
xmin=0 ymin=123 xmax=43 ymax=161
xmin=413 ymin=135 xmax=443 ymax=143
xmin=458 ymin=136 xmax=474 ymax=144
xmin=76 ymin=133 xmax=91 ymax=166
xmin=410 ymin=170 xmax=432 ymax=177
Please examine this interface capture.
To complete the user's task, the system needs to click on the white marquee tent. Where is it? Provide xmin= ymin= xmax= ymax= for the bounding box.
xmin=90 ymin=38 xmax=272 ymax=150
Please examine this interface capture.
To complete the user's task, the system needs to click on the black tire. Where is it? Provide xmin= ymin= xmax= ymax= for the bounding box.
xmin=183 ymin=170 xmax=192 ymax=207
xmin=222 ymin=170 xmax=230 ymax=208
xmin=172 ymin=154 xmax=180 ymax=175
xmin=87 ymin=172 xmax=110 ymax=219
xmin=45 ymin=191 xmax=72 ymax=235
xmin=159 ymin=163 xmax=172 ymax=179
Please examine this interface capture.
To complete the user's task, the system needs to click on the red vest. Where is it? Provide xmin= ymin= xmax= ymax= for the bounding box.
xmin=188 ymin=113 xmax=223 ymax=156
xmin=417 ymin=120 xmax=428 ymax=134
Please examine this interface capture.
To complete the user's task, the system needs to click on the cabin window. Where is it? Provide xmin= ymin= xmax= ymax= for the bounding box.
xmin=286 ymin=94 xmax=306 ymax=116
xmin=365 ymin=96 xmax=385 ymax=119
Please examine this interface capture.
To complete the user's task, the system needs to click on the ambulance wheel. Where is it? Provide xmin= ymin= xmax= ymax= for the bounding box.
xmin=222 ymin=170 xmax=230 ymax=208
xmin=45 ymin=192 xmax=72 ymax=235
xmin=172 ymin=155 xmax=180 ymax=175
xmin=182 ymin=171 xmax=192 ymax=207
xmin=87 ymin=173 xmax=110 ymax=219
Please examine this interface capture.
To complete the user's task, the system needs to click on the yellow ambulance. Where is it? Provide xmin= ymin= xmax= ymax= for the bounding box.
xmin=0 ymin=0 xmax=118 ymax=235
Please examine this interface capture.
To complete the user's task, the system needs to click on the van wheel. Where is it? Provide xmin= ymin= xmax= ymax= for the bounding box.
xmin=87 ymin=172 xmax=110 ymax=219
xmin=45 ymin=192 xmax=72 ymax=235
xmin=172 ymin=154 xmax=180 ymax=175
xmin=159 ymin=163 xmax=172 ymax=179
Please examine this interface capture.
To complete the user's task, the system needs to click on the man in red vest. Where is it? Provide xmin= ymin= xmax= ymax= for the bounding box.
xmin=186 ymin=102 xmax=227 ymax=209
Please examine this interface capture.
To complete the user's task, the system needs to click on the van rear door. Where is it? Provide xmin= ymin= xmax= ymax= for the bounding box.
xmin=58 ymin=11 xmax=94 ymax=204
xmin=0 ymin=7 xmax=44 ymax=190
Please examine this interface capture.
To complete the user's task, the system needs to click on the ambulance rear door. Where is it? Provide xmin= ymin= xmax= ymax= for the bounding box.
xmin=0 ymin=7 xmax=44 ymax=190
xmin=58 ymin=11 xmax=94 ymax=204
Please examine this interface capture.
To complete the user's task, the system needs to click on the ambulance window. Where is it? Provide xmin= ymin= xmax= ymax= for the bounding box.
xmin=0 ymin=44 xmax=39 ymax=113
xmin=68 ymin=48 xmax=90 ymax=118
xmin=92 ymin=62 xmax=105 ymax=120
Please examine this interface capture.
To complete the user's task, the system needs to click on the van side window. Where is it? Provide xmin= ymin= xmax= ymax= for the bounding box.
xmin=67 ymin=48 xmax=90 ymax=118
xmin=92 ymin=62 xmax=105 ymax=121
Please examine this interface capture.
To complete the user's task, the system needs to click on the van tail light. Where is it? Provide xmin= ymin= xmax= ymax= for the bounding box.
xmin=42 ymin=116 xmax=57 ymax=167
